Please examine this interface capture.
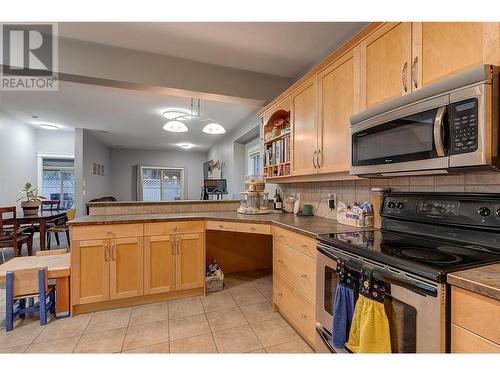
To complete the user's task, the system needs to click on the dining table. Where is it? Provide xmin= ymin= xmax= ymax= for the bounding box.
xmin=15 ymin=209 xmax=67 ymax=252
xmin=0 ymin=253 xmax=71 ymax=317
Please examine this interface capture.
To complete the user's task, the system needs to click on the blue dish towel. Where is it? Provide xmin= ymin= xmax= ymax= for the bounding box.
xmin=332 ymin=284 xmax=355 ymax=349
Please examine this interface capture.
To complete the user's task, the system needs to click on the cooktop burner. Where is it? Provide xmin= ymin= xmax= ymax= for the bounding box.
xmin=317 ymin=230 xmax=500 ymax=282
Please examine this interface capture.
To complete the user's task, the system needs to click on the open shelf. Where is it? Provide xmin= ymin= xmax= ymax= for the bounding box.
xmin=263 ymin=108 xmax=292 ymax=179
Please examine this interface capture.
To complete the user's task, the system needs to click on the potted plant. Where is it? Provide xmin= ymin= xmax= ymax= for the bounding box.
xmin=17 ymin=182 xmax=46 ymax=215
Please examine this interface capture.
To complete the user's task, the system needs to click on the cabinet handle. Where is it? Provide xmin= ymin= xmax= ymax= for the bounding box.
xmin=277 ymin=259 xmax=283 ymax=263
xmin=177 ymin=238 xmax=180 ymax=255
xmin=171 ymin=239 xmax=175 ymax=256
xmin=312 ymin=150 xmax=318 ymax=169
xmin=412 ymin=56 xmax=418 ymax=89
xmin=402 ymin=62 xmax=408 ymax=93
xmin=173 ymin=226 xmax=178 ymax=232
xmin=300 ymin=273 xmax=307 ymax=278
xmin=111 ymin=242 xmax=116 ymax=261
xmin=316 ymin=149 xmax=321 ymax=169
xmin=104 ymin=242 xmax=109 ymax=262
xmin=277 ymin=292 xmax=283 ymax=297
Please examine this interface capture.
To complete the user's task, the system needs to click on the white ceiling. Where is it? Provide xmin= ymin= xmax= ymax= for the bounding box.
xmin=0 ymin=81 xmax=261 ymax=152
xmin=59 ymin=22 xmax=368 ymax=78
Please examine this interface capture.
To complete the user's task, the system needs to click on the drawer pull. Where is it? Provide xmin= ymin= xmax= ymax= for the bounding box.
xmin=173 ymin=226 xmax=178 ymax=232
xmin=107 ymin=231 xmax=113 ymax=237
xmin=277 ymin=259 xmax=283 ymax=263
xmin=300 ymin=273 xmax=307 ymax=278
xmin=219 ymin=224 xmax=224 ymax=228
xmin=300 ymin=314 xmax=307 ymax=319
xmin=278 ymin=235 xmax=285 ymax=239
xmin=301 ymin=244 xmax=309 ymax=249
xmin=251 ymin=227 xmax=256 ymax=231
xmin=277 ymin=292 xmax=283 ymax=297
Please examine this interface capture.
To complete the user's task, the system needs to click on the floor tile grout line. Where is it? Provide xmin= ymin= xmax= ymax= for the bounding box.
xmin=119 ymin=308 xmax=133 ymax=353
xmin=72 ymin=311 xmax=95 ymax=353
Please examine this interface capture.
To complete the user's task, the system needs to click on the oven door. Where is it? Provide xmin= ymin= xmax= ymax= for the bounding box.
xmin=315 ymin=244 xmax=447 ymax=353
xmin=350 ymin=94 xmax=450 ymax=176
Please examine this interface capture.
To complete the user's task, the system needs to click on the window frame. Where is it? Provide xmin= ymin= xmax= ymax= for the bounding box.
xmin=38 ymin=154 xmax=75 ymax=209
xmin=140 ymin=165 xmax=185 ymax=201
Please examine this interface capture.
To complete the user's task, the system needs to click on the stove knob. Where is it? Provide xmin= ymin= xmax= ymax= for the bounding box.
xmin=396 ymin=202 xmax=404 ymax=209
xmin=478 ymin=206 xmax=491 ymax=217
xmin=496 ymin=208 xmax=500 ymax=217
xmin=387 ymin=201 xmax=395 ymax=208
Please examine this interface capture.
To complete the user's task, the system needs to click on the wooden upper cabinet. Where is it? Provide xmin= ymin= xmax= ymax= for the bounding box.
xmin=175 ymin=233 xmax=204 ymax=291
xmin=72 ymin=239 xmax=110 ymax=305
xmin=292 ymin=78 xmax=318 ymax=176
xmin=359 ymin=22 xmax=412 ymax=110
xmin=318 ymin=50 xmax=355 ymax=173
xmin=144 ymin=235 xmax=175 ymax=295
xmin=412 ymin=22 xmax=500 ymax=90
xmin=109 ymin=237 xmax=144 ymax=300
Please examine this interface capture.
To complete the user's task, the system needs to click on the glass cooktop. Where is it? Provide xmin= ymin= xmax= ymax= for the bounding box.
xmin=317 ymin=230 xmax=500 ymax=282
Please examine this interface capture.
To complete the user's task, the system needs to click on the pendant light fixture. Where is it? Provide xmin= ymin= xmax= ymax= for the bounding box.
xmin=162 ymin=98 xmax=225 ymax=135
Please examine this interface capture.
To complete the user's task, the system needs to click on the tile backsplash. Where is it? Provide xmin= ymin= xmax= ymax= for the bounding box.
xmin=278 ymin=171 xmax=500 ymax=220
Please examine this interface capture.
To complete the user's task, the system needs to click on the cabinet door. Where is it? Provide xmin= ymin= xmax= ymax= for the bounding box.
xmin=109 ymin=237 xmax=144 ymax=300
xmin=292 ymin=78 xmax=318 ymax=176
xmin=72 ymin=239 xmax=110 ymax=305
xmin=144 ymin=235 xmax=175 ymax=295
xmin=318 ymin=50 xmax=355 ymax=173
xmin=412 ymin=22 xmax=500 ymax=90
xmin=175 ymin=233 xmax=205 ymax=291
xmin=359 ymin=22 xmax=412 ymax=109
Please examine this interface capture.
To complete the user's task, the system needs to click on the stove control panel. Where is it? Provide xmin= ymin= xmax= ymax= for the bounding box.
xmin=381 ymin=193 xmax=500 ymax=229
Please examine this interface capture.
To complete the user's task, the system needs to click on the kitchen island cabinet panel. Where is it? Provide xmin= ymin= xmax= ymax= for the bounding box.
xmin=175 ymin=233 xmax=205 ymax=291
xmin=144 ymin=235 xmax=175 ymax=295
xmin=109 ymin=237 xmax=143 ymax=300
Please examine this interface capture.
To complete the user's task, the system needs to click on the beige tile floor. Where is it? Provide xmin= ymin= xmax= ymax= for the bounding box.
xmin=0 ymin=270 xmax=314 ymax=353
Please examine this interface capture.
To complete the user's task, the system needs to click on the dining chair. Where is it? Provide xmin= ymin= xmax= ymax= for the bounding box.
xmin=46 ymin=208 xmax=76 ymax=249
xmin=36 ymin=249 xmax=67 ymax=256
xmin=0 ymin=207 xmax=34 ymax=261
xmin=5 ymin=266 xmax=56 ymax=331
xmin=41 ymin=200 xmax=61 ymax=211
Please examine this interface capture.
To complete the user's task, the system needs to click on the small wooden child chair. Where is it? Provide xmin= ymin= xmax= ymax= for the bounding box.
xmin=5 ymin=266 xmax=56 ymax=331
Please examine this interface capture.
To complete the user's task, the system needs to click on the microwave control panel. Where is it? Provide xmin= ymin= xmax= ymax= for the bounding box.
xmin=449 ymin=98 xmax=478 ymax=155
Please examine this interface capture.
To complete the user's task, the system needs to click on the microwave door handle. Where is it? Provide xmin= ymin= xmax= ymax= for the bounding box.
xmin=371 ymin=270 xmax=438 ymax=297
xmin=434 ymin=106 xmax=447 ymax=157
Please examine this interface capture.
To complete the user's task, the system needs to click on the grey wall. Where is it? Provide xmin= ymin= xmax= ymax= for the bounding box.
xmin=110 ymin=148 xmax=208 ymax=201
xmin=58 ymin=38 xmax=292 ymax=103
xmin=0 ymin=113 xmax=37 ymax=207
xmin=208 ymin=114 xmax=262 ymax=199
xmin=75 ymin=129 xmax=112 ymax=216
xmin=35 ymin=129 xmax=75 ymax=156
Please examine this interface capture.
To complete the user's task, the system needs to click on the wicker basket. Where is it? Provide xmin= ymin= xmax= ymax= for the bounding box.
xmin=206 ymin=270 xmax=224 ymax=293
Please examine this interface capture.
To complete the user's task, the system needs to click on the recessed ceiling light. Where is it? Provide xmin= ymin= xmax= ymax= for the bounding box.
xmin=39 ymin=124 xmax=59 ymax=130
xmin=162 ymin=110 xmax=188 ymax=120
xmin=31 ymin=115 xmax=39 ymax=119
xmin=203 ymin=123 xmax=226 ymax=135
xmin=178 ymin=143 xmax=194 ymax=149
xmin=163 ymin=120 xmax=188 ymax=133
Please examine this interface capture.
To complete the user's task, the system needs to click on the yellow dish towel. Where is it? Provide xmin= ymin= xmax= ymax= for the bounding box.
xmin=346 ymin=295 xmax=392 ymax=353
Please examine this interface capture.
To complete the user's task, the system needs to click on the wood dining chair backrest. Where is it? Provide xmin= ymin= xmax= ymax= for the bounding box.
xmin=66 ymin=208 xmax=76 ymax=221
xmin=0 ymin=207 xmax=17 ymax=243
xmin=9 ymin=267 xmax=48 ymax=298
xmin=36 ymin=249 xmax=67 ymax=256
xmin=41 ymin=200 xmax=60 ymax=211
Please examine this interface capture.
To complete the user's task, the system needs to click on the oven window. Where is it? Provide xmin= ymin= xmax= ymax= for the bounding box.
xmin=323 ymin=265 xmax=338 ymax=315
xmin=384 ymin=296 xmax=417 ymax=353
xmin=352 ymin=108 xmax=439 ymax=166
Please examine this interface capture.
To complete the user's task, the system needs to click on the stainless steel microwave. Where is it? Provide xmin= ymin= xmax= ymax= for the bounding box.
xmin=350 ymin=65 xmax=500 ymax=177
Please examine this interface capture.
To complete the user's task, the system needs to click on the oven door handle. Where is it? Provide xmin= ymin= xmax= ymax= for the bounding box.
xmin=371 ymin=270 xmax=438 ymax=297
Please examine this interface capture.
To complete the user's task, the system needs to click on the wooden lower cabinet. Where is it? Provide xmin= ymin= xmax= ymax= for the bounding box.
xmin=144 ymin=235 xmax=175 ymax=295
xmin=175 ymin=233 xmax=205 ymax=290
xmin=109 ymin=237 xmax=143 ymax=300
xmin=72 ymin=239 xmax=110 ymax=305
xmin=450 ymin=286 xmax=500 ymax=352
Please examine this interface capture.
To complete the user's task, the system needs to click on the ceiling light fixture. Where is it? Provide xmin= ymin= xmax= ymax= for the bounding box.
xmin=203 ymin=123 xmax=226 ymax=135
xmin=163 ymin=120 xmax=188 ymax=133
xmin=178 ymin=143 xmax=194 ymax=149
xmin=39 ymin=124 xmax=59 ymax=130
xmin=161 ymin=98 xmax=225 ymax=135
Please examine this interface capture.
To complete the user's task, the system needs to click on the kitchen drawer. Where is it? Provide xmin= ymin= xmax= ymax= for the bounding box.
xmin=451 ymin=324 xmax=500 ymax=353
xmin=272 ymin=226 xmax=316 ymax=259
xmin=72 ymin=224 xmax=143 ymax=241
xmin=274 ymin=241 xmax=316 ymax=300
xmin=451 ymin=286 xmax=500 ymax=345
xmin=206 ymin=220 xmax=270 ymax=235
xmin=144 ymin=221 xmax=204 ymax=236
xmin=273 ymin=273 xmax=315 ymax=346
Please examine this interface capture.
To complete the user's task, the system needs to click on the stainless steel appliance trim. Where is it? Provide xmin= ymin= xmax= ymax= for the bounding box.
xmin=350 ymin=157 xmax=449 ymax=176
xmin=351 ymin=64 xmax=492 ymax=125
xmin=433 ymin=106 xmax=447 ymax=157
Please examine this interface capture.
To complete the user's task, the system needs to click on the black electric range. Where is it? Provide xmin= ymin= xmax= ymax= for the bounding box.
xmin=317 ymin=192 xmax=500 ymax=283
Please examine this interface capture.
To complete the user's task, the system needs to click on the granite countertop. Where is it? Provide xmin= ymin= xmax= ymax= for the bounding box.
xmin=69 ymin=211 xmax=367 ymax=238
xmin=448 ymin=264 xmax=500 ymax=301
xmin=86 ymin=200 xmax=240 ymax=207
